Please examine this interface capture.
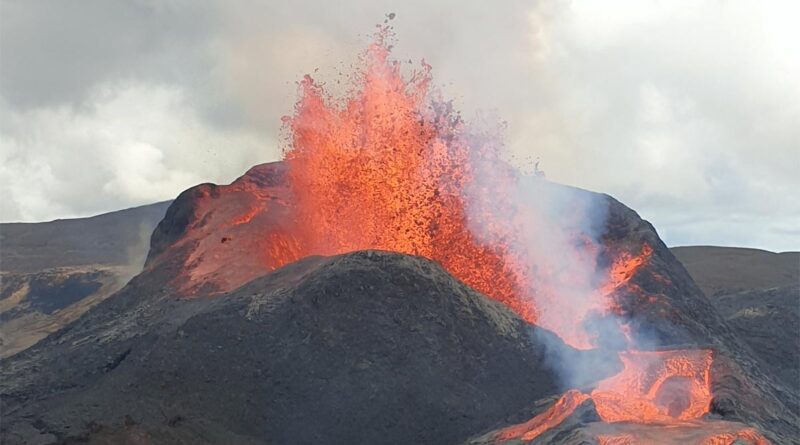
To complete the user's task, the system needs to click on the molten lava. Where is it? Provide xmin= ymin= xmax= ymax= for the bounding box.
xmin=594 ymin=424 xmax=770 ymax=445
xmin=496 ymin=390 xmax=590 ymax=442
xmin=591 ymin=349 xmax=713 ymax=423
xmin=495 ymin=348 xmax=772 ymax=443
xmin=601 ymin=244 xmax=653 ymax=297
xmin=497 ymin=349 xmax=716 ymax=442
xmin=278 ymin=27 xmax=772 ymax=444
xmin=700 ymin=429 xmax=771 ymax=445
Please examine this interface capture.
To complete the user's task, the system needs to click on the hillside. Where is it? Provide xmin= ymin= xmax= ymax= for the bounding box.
xmin=0 ymin=202 xmax=170 ymax=357
xmin=670 ymin=246 xmax=798 ymax=297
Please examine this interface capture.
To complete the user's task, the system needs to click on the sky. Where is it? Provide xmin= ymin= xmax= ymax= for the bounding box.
xmin=1 ymin=0 xmax=798 ymax=251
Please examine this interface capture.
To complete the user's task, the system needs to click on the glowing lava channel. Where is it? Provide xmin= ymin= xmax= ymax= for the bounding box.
xmin=496 ymin=349 xmax=715 ymax=442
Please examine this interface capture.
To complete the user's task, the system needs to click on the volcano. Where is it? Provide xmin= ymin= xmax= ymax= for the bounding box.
xmin=2 ymin=27 xmax=798 ymax=445
xmin=2 ymin=161 xmax=797 ymax=444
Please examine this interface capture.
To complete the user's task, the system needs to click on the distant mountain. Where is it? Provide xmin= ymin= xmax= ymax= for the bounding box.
xmin=1 ymin=202 xmax=172 ymax=273
xmin=670 ymin=245 xmax=799 ymax=297
xmin=0 ymin=201 xmax=170 ymax=357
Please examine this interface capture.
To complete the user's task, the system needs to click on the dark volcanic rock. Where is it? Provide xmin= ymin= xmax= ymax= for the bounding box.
xmin=713 ymin=285 xmax=800 ymax=396
xmin=0 ymin=267 xmax=122 ymax=357
xmin=1 ymin=251 xmax=593 ymax=445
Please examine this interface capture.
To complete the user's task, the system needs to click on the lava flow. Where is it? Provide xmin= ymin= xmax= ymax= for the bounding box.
xmin=495 ymin=390 xmax=590 ymax=442
xmin=591 ymin=349 xmax=713 ymax=423
xmin=496 ymin=349 xmax=714 ymax=442
xmin=594 ymin=424 xmax=771 ymax=445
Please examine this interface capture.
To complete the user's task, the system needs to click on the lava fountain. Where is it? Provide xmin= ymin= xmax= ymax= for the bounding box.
xmin=280 ymin=26 xmax=627 ymax=350
xmin=220 ymin=24 xmax=764 ymax=443
xmin=282 ymin=30 xmax=528 ymax=328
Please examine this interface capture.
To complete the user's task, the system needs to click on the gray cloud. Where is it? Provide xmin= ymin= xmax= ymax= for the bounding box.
xmin=0 ymin=0 xmax=797 ymax=251
xmin=0 ymin=0 xmax=215 ymax=108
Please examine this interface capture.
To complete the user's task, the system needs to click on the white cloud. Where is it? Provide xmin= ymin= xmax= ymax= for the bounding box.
xmin=0 ymin=82 xmax=271 ymax=222
xmin=501 ymin=0 xmax=800 ymax=251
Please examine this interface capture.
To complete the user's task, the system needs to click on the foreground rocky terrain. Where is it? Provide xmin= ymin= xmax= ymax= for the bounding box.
xmin=0 ymin=202 xmax=170 ymax=357
xmin=714 ymin=285 xmax=800 ymax=398
xmin=1 ymin=251 xmax=600 ymax=445
xmin=1 ymin=164 xmax=797 ymax=444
